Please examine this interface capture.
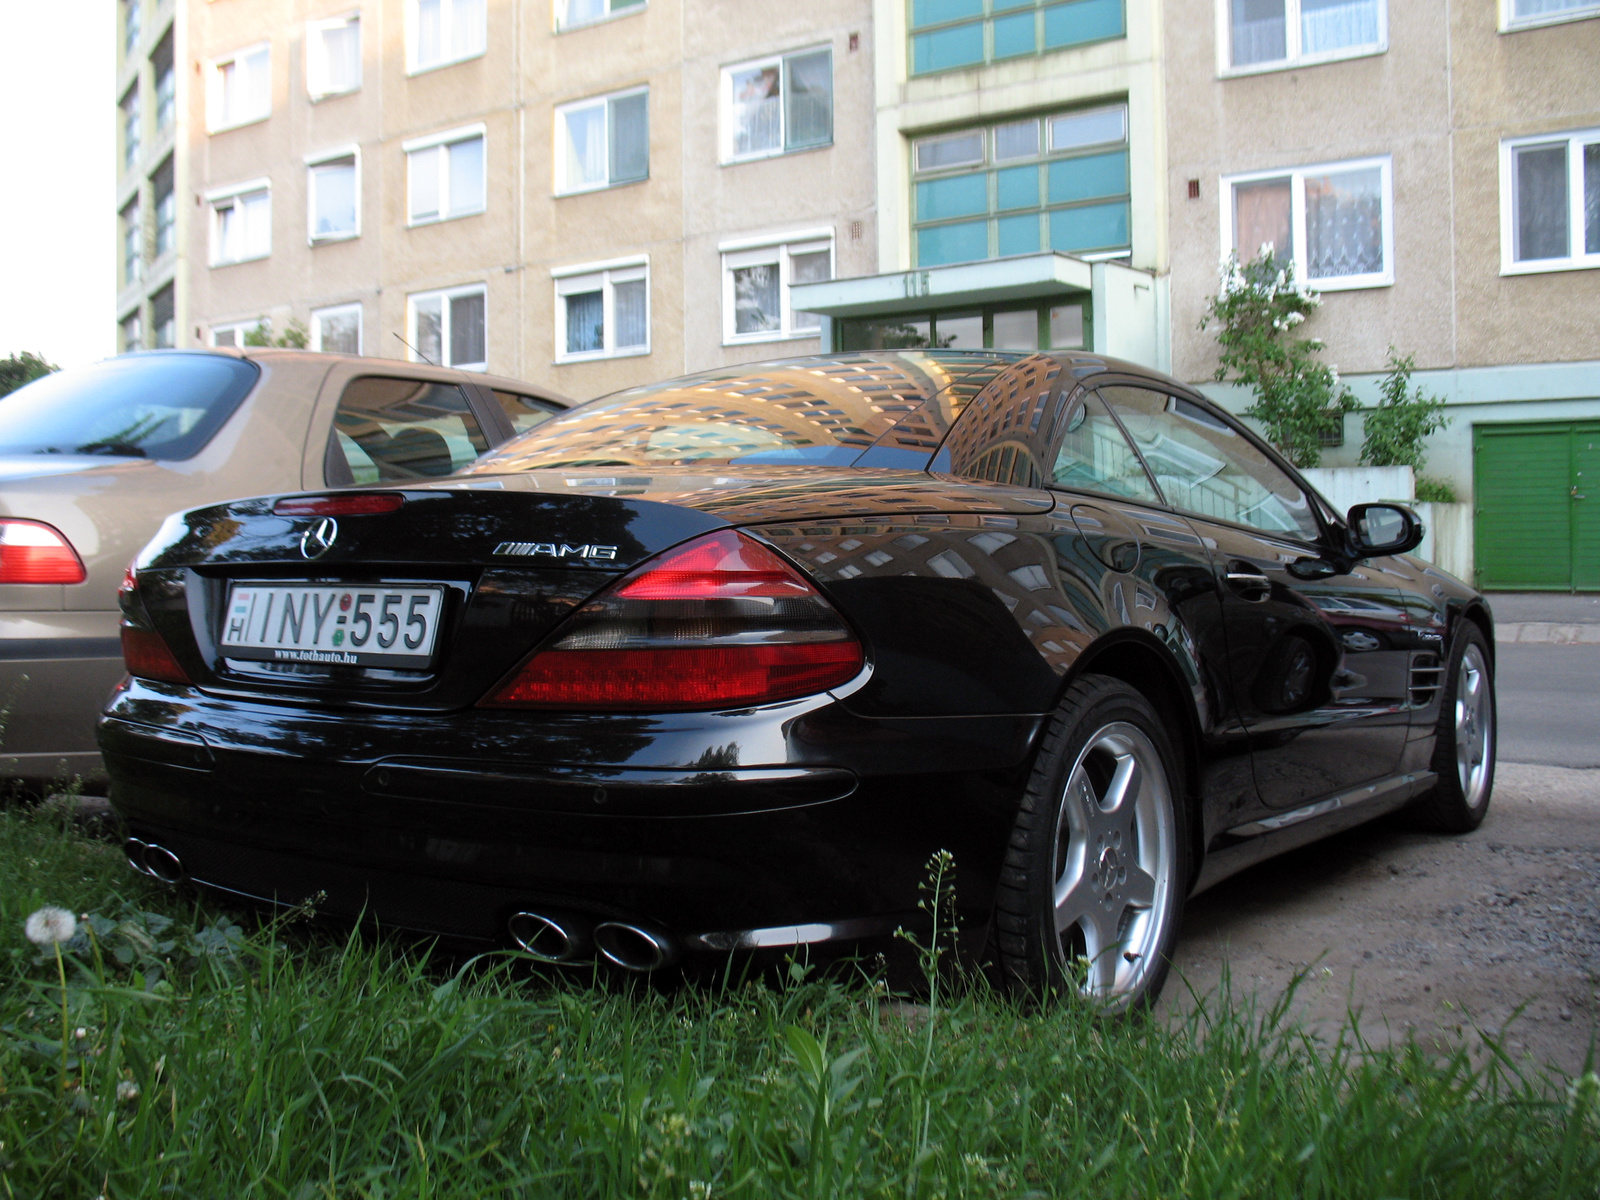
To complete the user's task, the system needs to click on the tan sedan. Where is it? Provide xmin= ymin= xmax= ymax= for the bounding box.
xmin=0 ymin=348 xmax=568 ymax=784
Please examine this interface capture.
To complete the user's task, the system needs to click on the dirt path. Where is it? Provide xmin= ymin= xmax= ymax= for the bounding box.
xmin=1160 ymin=763 xmax=1600 ymax=1078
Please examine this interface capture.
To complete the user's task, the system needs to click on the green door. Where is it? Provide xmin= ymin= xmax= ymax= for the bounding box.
xmin=1474 ymin=421 xmax=1600 ymax=591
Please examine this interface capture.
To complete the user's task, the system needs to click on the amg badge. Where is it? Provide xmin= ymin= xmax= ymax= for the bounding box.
xmin=493 ymin=541 xmax=619 ymax=561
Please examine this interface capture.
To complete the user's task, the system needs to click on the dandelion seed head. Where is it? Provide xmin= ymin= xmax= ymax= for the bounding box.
xmin=117 ymin=1080 xmax=140 ymax=1102
xmin=24 ymin=906 xmax=77 ymax=945
xmin=74 ymin=1026 xmax=87 ymax=1040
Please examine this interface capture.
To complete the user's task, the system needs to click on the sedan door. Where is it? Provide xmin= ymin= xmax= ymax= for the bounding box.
xmin=1096 ymin=384 xmax=1412 ymax=812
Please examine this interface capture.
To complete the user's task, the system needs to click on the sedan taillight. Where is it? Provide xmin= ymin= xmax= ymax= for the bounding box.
xmin=480 ymin=529 xmax=863 ymax=711
xmin=0 ymin=519 xmax=87 ymax=584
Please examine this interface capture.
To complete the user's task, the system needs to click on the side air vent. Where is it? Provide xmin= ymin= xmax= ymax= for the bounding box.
xmin=1409 ymin=653 xmax=1443 ymax=708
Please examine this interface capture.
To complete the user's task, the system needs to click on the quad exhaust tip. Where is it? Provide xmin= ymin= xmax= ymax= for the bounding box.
xmin=593 ymin=921 xmax=677 ymax=973
xmin=507 ymin=911 xmax=583 ymax=964
xmin=123 ymin=838 xmax=187 ymax=885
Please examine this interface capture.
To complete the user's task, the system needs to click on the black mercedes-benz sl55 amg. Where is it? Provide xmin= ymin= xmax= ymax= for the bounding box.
xmin=100 ymin=351 xmax=1496 ymax=1009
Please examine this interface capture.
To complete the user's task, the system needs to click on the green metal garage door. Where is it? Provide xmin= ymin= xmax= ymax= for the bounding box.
xmin=1474 ymin=421 xmax=1600 ymax=591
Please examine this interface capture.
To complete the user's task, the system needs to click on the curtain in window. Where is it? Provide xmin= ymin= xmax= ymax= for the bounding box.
xmin=733 ymin=265 xmax=780 ymax=335
xmin=613 ymin=280 xmax=648 ymax=349
xmin=1305 ymin=166 xmax=1382 ymax=277
xmin=416 ymin=0 xmax=442 ymax=65
xmin=313 ymin=161 xmax=356 ymax=237
xmin=1231 ymin=0 xmax=1286 ymax=65
xmin=565 ymin=107 xmax=606 ymax=188
xmin=415 ymin=297 xmax=443 ymax=363
xmin=1300 ymin=0 xmax=1378 ymax=54
xmin=784 ymin=51 xmax=832 ymax=150
xmin=410 ymin=147 xmax=441 ymax=220
xmin=566 ymin=292 xmax=604 ymax=353
xmin=450 ymin=292 xmax=486 ymax=365
xmin=453 ymin=0 xmax=486 ymax=58
xmin=731 ymin=65 xmax=781 ymax=156
xmin=448 ymin=137 xmax=485 ymax=215
xmin=789 ymin=251 xmax=830 ymax=331
xmin=321 ymin=20 xmax=360 ymax=92
xmin=1585 ymin=144 xmax=1599 ymax=255
xmin=1514 ymin=144 xmax=1569 ymax=261
xmin=609 ymin=92 xmax=649 ymax=184
xmin=1233 ymin=177 xmax=1292 ymax=260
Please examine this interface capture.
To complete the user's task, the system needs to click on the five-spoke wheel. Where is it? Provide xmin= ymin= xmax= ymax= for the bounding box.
xmin=1411 ymin=622 xmax=1497 ymax=833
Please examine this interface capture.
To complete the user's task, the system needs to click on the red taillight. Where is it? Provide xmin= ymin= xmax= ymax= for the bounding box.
xmin=0 ymin=520 xmax=87 ymax=584
xmin=481 ymin=529 xmax=864 ymax=711
xmin=272 ymin=494 xmax=405 ymax=516
xmin=121 ymin=626 xmax=191 ymax=685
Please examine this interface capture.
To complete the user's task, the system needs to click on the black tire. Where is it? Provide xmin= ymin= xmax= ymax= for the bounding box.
xmin=994 ymin=675 xmax=1189 ymax=1011
xmin=1409 ymin=622 xmax=1497 ymax=833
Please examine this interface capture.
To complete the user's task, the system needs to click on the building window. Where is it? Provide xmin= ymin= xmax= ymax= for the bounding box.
xmin=556 ymin=0 xmax=645 ymax=31
xmin=721 ymin=234 xmax=832 ymax=343
xmin=208 ymin=180 xmax=272 ymax=265
xmin=406 ymin=126 xmax=486 ymax=224
xmin=912 ymin=103 xmax=1130 ymax=268
xmin=722 ymin=48 xmax=832 ymax=163
xmin=553 ymin=259 xmax=649 ymax=361
xmin=152 ymin=155 xmax=176 ymax=258
xmin=1223 ymin=156 xmax=1393 ymax=289
xmin=121 ymin=201 xmax=143 ymax=288
xmin=208 ymin=43 xmax=271 ymax=132
xmin=123 ymin=0 xmax=141 ymax=58
xmin=308 ymin=13 xmax=362 ymax=98
xmin=908 ymin=0 xmax=1124 ymax=76
xmin=1502 ymin=129 xmax=1600 ymax=273
xmin=409 ymin=0 xmax=486 ymax=73
xmin=408 ymin=285 xmax=487 ymax=369
xmin=211 ymin=320 xmax=264 ymax=348
xmin=121 ymin=86 xmax=141 ymax=173
xmin=121 ymin=311 xmax=143 ymax=353
xmin=1503 ymin=0 xmax=1600 ymax=29
xmin=308 ymin=151 xmax=359 ymax=242
xmin=1224 ymin=0 xmax=1384 ymax=71
xmin=312 ymin=303 xmax=363 ymax=354
xmin=151 ymin=285 xmax=175 ymax=349
xmin=555 ymin=89 xmax=648 ymax=193
xmin=153 ymin=32 xmax=176 ymax=135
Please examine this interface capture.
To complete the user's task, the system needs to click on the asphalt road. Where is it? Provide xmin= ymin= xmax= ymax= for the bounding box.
xmin=1495 ymin=642 xmax=1600 ymax=768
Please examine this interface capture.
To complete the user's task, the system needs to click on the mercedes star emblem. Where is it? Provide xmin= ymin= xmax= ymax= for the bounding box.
xmin=300 ymin=516 xmax=339 ymax=560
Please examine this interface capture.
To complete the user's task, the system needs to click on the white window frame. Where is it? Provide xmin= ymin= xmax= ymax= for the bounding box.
xmin=719 ymin=45 xmax=833 ymax=164
xmin=207 ymin=42 xmax=272 ymax=133
xmin=552 ymin=256 xmax=650 ymax=363
xmin=404 ymin=123 xmax=487 ymax=226
xmin=553 ymin=87 xmax=649 ymax=195
xmin=311 ymin=302 xmax=364 ymax=355
xmin=554 ymin=0 xmax=645 ymax=33
xmin=307 ymin=12 xmax=362 ymax=100
xmin=719 ymin=230 xmax=834 ymax=345
xmin=406 ymin=283 xmax=488 ymax=370
xmin=1215 ymin=0 xmax=1387 ymax=77
xmin=406 ymin=0 xmax=487 ymax=75
xmin=306 ymin=146 xmax=361 ymax=244
xmin=1219 ymin=155 xmax=1394 ymax=291
xmin=1500 ymin=0 xmax=1600 ymax=31
xmin=1499 ymin=127 xmax=1600 ymax=275
xmin=210 ymin=319 xmax=264 ymax=348
xmin=206 ymin=178 xmax=273 ymax=267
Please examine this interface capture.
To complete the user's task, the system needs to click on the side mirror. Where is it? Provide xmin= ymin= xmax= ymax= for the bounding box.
xmin=1346 ymin=502 xmax=1424 ymax=557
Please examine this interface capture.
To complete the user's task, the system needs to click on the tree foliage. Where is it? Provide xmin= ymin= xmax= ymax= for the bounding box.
xmin=243 ymin=319 xmax=309 ymax=349
xmin=1360 ymin=349 xmax=1450 ymax=473
xmin=1200 ymin=249 xmax=1357 ymax=469
xmin=0 ymin=351 xmax=59 ymax=399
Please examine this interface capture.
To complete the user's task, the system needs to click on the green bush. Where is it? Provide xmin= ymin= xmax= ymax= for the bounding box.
xmin=1415 ymin=476 xmax=1459 ymax=504
xmin=1361 ymin=350 xmax=1451 ymax=476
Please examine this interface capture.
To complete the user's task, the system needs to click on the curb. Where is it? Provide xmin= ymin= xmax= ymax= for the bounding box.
xmin=1495 ymin=622 xmax=1600 ymax=645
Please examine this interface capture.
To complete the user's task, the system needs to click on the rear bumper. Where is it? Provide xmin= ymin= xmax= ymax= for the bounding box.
xmin=100 ymin=681 xmax=1041 ymax=948
xmin=0 ymin=612 xmax=125 ymax=779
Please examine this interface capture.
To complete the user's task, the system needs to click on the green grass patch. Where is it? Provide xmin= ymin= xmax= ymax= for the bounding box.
xmin=2 ymin=805 xmax=1596 ymax=1199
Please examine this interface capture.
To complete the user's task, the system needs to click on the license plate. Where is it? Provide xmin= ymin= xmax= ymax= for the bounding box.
xmin=221 ymin=585 xmax=445 ymax=668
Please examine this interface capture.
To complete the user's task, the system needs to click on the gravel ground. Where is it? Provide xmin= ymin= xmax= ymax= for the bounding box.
xmin=1160 ymin=762 xmax=1600 ymax=1078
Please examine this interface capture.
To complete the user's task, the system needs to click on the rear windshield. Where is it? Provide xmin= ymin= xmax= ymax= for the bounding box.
xmin=468 ymin=352 xmax=1022 ymax=473
xmin=0 ymin=352 xmax=260 ymax=460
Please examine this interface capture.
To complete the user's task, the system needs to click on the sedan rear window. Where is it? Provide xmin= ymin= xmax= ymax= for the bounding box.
xmin=0 ymin=352 xmax=260 ymax=461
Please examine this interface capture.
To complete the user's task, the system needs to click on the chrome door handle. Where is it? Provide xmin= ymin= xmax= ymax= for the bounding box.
xmin=1225 ymin=568 xmax=1272 ymax=600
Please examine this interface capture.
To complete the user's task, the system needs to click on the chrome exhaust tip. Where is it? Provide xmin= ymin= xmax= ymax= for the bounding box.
xmin=508 ymin=911 xmax=584 ymax=964
xmin=123 ymin=837 xmax=152 ymax=876
xmin=593 ymin=921 xmax=677 ymax=972
xmin=141 ymin=843 xmax=187 ymax=885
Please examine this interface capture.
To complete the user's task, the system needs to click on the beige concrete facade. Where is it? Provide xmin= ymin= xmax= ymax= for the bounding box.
xmin=131 ymin=0 xmax=876 ymax=400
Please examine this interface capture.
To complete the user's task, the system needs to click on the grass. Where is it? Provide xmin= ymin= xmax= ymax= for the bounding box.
xmin=1 ymin=804 xmax=1596 ymax=1199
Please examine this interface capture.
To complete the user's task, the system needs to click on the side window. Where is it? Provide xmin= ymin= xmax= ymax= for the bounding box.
xmin=1047 ymin=389 xmax=1160 ymax=504
xmin=491 ymin=389 xmax=562 ymax=435
xmin=1097 ymin=385 xmax=1321 ymax=540
xmin=328 ymin=377 xmax=490 ymax=484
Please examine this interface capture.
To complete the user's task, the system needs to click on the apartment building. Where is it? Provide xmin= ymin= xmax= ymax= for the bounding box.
xmin=116 ymin=0 xmax=876 ymax=394
xmin=1166 ymin=0 xmax=1600 ymax=588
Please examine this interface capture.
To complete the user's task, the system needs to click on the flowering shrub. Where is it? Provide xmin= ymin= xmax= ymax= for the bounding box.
xmin=1201 ymin=249 xmax=1358 ymax=469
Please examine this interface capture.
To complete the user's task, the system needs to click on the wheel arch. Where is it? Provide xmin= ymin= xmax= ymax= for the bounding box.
xmin=1458 ymin=601 xmax=1496 ymax=667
